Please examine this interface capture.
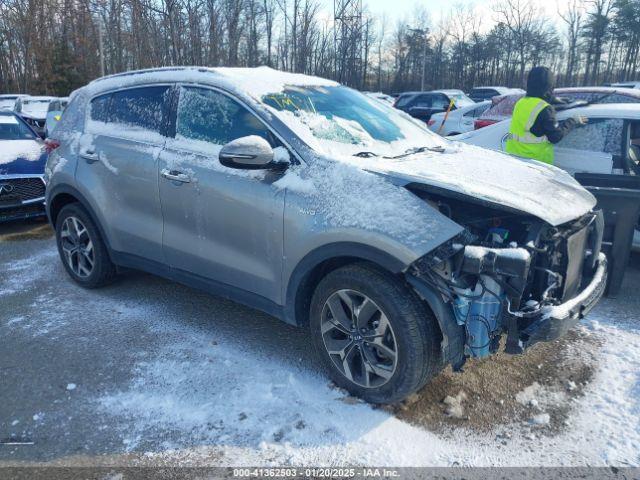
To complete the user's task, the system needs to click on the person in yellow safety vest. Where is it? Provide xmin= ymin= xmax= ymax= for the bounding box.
xmin=506 ymin=66 xmax=587 ymax=165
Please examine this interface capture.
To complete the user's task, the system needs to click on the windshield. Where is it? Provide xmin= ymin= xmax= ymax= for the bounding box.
xmin=0 ymin=115 xmax=37 ymax=140
xmin=0 ymin=99 xmax=16 ymax=110
xmin=21 ymin=99 xmax=51 ymax=117
xmin=261 ymin=85 xmax=446 ymax=157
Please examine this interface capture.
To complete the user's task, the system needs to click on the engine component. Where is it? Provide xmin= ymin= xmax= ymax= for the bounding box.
xmin=452 ymin=276 xmax=504 ymax=358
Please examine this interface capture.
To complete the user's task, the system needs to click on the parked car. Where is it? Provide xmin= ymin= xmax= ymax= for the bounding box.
xmin=15 ymin=95 xmax=56 ymax=138
xmin=610 ymin=81 xmax=640 ymax=89
xmin=428 ymin=101 xmax=491 ymax=136
xmin=393 ymin=89 xmax=475 ymax=123
xmin=46 ymin=67 xmax=607 ymax=404
xmin=0 ymin=94 xmax=28 ymax=111
xmin=475 ymin=87 xmax=640 ymax=129
xmin=455 ymin=103 xmax=640 ymax=175
xmin=468 ymin=86 xmax=524 ymax=103
xmin=44 ymin=97 xmax=69 ymax=137
xmin=0 ymin=111 xmax=47 ymax=222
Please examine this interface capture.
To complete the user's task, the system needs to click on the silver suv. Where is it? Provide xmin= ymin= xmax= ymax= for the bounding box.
xmin=45 ymin=67 xmax=608 ymax=404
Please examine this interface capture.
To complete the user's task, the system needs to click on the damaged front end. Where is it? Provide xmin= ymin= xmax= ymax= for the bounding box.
xmin=406 ymin=187 xmax=607 ymax=370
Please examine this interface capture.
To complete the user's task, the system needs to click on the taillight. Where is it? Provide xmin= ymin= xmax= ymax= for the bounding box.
xmin=474 ymin=119 xmax=496 ymax=130
xmin=44 ymin=138 xmax=60 ymax=153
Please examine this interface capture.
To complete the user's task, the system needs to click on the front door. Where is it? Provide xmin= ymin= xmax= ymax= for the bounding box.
xmin=158 ymin=85 xmax=286 ymax=304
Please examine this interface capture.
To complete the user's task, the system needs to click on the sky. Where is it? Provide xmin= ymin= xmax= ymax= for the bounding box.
xmin=329 ymin=0 xmax=568 ymax=32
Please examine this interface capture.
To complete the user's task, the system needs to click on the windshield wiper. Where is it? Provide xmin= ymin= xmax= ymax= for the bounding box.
xmin=383 ymin=146 xmax=446 ymax=159
xmin=353 ymin=151 xmax=379 ymax=158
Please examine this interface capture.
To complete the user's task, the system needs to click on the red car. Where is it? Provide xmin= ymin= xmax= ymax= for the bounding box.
xmin=474 ymin=87 xmax=640 ymax=130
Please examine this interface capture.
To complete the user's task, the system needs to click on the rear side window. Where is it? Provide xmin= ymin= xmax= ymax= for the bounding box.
xmin=176 ymin=87 xmax=275 ymax=147
xmin=110 ymin=86 xmax=169 ymax=132
xmin=413 ymin=95 xmax=433 ymax=107
xmin=432 ymin=95 xmax=450 ymax=109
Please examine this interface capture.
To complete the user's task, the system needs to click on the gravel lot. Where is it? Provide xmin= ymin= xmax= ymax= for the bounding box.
xmin=1 ymin=219 xmax=639 ymax=467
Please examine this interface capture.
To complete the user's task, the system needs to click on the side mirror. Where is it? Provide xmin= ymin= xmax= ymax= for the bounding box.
xmin=219 ymin=136 xmax=274 ymax=169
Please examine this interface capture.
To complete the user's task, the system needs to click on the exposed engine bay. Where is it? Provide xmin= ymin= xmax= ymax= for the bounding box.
xmin=407 ymin=186 xmax=607 ymax=369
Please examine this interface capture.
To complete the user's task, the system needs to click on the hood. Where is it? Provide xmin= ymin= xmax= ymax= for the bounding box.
xmin=0 ymin=140 xmax=47 ymax=175
xmin=526 ymin=66 xmax=555 ymax=99
xmin=354 ymin=143 xmax=596 ymax=227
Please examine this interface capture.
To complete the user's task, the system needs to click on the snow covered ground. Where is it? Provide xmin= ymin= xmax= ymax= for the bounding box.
xmin=0 ymin=227 xmax=639 ymax=467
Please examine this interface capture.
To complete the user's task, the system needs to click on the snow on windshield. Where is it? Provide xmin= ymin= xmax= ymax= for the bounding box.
xmin=0 ymin=99 xmax=16 ymax=110
xmin=261 ymin=86 xmax=446 ymax=158
xmin=21 ymin=100 xmax=51 ymax=117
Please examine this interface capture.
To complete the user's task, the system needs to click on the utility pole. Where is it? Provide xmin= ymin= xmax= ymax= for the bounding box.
xmin=98 ymin=18 xmax=105 ymax=77
xmin=408 ymin=27 xmax=427 ymax=91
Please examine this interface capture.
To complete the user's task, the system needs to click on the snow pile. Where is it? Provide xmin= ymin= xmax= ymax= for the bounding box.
xmin=0 ymin=140 xmax=43 ymax=165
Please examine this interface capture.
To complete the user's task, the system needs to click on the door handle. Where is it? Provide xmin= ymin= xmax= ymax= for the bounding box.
xmin=80 ymin=150 xmax=99 ymax=164
xmin=161 ymin=168 xmax=192 ymax=183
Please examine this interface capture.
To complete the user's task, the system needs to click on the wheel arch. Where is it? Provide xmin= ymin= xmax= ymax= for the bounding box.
xmin=284 ymin=242 xmax=407 ymax=327
xmin=47 ymin=184 xmax=113 ymax=253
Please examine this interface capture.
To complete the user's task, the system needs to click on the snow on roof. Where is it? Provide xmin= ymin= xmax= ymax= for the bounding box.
xmin=556 ymin=86 xmax=640 ymax=97
xmin=23 ymin=96 xmax=56 ymax=102
xmin=557 ymin=102 xmax=640 ymax=119
xmin=86 ymin=66 xmax=339 ymax=100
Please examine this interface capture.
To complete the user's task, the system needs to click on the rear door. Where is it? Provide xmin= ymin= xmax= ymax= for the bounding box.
xmin=158 ymin=85 xmax=286 ymax=303
xmin=76 ymin=85 xmax=172 ymax=262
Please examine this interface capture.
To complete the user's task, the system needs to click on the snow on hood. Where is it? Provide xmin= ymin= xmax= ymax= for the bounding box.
xmin=345 ymin=142 xmax=596 ymax=226
xmin=0 ymin=139 xmax=46 ymax=175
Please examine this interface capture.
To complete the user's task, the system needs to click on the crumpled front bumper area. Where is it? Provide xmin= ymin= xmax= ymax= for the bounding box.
xmin=508 ymin=252 xmax=608 ymax=352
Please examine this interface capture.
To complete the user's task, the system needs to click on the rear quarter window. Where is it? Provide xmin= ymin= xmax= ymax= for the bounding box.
xmin=49 ymin=92 xmax=87 ymax=141
xmin=90 ymin=94 xmax=111 ymax=122
xmin=394 ymin=95 xmax=414 ymax=108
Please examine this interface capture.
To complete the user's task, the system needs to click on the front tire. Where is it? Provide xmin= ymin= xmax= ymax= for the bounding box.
xmin=309 ymin=263 xmax=441 ymax=404
xmin=55 ymin=203 xmax=116 ymax=288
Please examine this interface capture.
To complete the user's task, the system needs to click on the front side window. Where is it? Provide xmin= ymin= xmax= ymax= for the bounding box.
xmin=176 ymin=86 xmax=275 ymax=146
xmin=557 ymin=118 xmax=624 ymax=155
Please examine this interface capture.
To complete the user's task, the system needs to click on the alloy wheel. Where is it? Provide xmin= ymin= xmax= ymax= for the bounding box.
xmin=320 ymin=289 xmax=398 ymax=388
xmin=60 ymin=216 xmax=95 ymax=278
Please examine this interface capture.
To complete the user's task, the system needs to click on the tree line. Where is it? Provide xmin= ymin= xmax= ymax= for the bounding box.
xmin=0 ymin=0 xmax=639 ymax=96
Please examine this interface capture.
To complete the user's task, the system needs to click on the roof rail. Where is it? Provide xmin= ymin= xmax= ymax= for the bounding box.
xmin=90 ymin=66 xmax=211 ymax=84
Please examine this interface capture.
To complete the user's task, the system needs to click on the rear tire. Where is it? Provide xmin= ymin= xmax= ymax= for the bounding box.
xmin=55 ymin=203 xmax=116 ymax=288
xmin=309 ymin=262 xmax=441 ymax=404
